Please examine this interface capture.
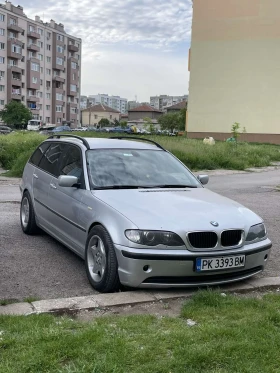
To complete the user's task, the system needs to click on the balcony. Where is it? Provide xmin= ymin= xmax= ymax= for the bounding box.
xmin=11 ymin=76 xmax=21 ymax=86
xmin=68 ymin=44 xmax=79 ymax=52
xmin=27 ymin=43 xmax=40 ymax=52
xmin=27 ymin=96 xmax=40 ymax=102
xmin=11 ymin=92 xmax=21 ymax=100
xmin=8 ymin=65 xmax=22 ymax=73
xmin=52 ymin=75 xmax=65 ymax=83
xmin=7 ymin=23 xmax=23 ymax=33
xmin=27 ymin=30 xmax=40 ymax=39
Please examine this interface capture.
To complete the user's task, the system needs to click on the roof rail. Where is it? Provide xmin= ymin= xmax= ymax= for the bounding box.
xmin=48 ymin=134 xmax=90 ymax=150
xmin=109 ymin=136 xmax=165 ymax=150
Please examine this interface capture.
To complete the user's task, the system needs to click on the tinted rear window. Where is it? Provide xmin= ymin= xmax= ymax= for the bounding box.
xmin=29 ymin=142 xmax=50 ymax=166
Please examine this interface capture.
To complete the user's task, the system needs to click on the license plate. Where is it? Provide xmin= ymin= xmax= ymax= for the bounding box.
xmin=196 ymin=255 xmax=245 ymax=272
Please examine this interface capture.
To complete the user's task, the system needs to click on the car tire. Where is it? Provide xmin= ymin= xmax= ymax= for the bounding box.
xmin=85 ymin=225 xmax=120 ymax=293
xmin=20 ymin=191 xmax=39 ymax=235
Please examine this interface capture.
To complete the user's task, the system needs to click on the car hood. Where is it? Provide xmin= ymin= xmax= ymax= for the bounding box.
xmin=92 ymin=188 xmax=262 ymax=232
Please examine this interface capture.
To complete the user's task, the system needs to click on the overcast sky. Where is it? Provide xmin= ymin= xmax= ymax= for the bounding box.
xmin=22 ymin=0 xmax=193 ymax=101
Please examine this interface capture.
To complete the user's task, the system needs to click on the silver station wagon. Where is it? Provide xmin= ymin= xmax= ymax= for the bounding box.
xmin=20 ymin=135 xmax=272 ymax=293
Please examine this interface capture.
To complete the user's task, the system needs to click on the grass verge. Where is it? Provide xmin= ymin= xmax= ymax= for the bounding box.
xmin=1 ymin=131 xmax=280 ymax=177
xmin=1 ymin=290 xmax=280 ymax=373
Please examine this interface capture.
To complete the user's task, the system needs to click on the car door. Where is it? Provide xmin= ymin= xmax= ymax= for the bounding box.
xmin=46 ymin=144 xmax=89 ymax=256
xmin=28 ymin=141 xmax=51 ymax=224
xmin=34 ymin=142 xmax=66 ymax=229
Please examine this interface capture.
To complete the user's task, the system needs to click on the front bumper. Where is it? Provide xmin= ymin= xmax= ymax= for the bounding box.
xmin=114 ymin=239 xmax=272 ymax=288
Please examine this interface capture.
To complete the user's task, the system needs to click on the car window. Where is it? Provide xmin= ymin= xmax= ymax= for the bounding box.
xmin=86 ymin=149 xmax=201 ymax=188
xmin=29 ymin=142 xmax=50 ymax=167
xmin=38 ymin=142 xmax=66 ymax=177
xmin=59 ymin=145 xmax=85 ymax=188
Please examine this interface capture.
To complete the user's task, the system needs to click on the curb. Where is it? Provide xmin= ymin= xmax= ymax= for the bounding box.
xmin=1 ymin=277 xmax=280 ymax=316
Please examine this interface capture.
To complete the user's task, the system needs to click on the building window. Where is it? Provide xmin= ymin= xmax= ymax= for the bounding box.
xmin=70 ymin=84 xmax=77 ymax=92
xmin=29 ymin=25 xmax=35 ymax=32
xmin=10 ymin=18 xmax=16 ymax=25
xmin=46 ymin=105 xmax=50 ymax=110
xmin=12 ymin=44 xmax=21 ymax=54
xmin=0 ymin=85 xmax=4 ymax=91
xmin=28 ymin=51 xmax=36 ymax=58
xmin=0 ymin=71 xmax=4 ymax=78
xmin=0 ymin=42 xmax=4 ymax=50
xmin=40 ymin=67 xmax=43 ymax=73
xmin=47 ymin=32 xmax=51 ymax=39
xmin=40 ymin=79 xmax=43 ymax=85
xmin=56 ymin=93 xmax=63 ymax=101
xmin=37 ymin=41 xmax=43 ymax=48
xmin=57 ymin=45 xmax=63 ymax=53
xmin=56 ymin=57 xmax=63 ymax=65
xmin=46 ymin=93 xmax=50 ymax=99
xmin=46 ymin=56 xmax=51 ymax=63
xmin=0 ymin=100 xmax=4 ymax=105
xmin=0 ymin=28 xmax=4 ymax=36
xmin=47 ymin=44 xmax=51 ymax=51
xmin=57 ymin=34 xmax=64 ymax=42
xmin=38 ymin=54 xmax=43 ymax=61
xmin=0 ymin=14 xmax=5 ymax=22
xmin=72 ymin=73 xmax=76 ymax=80
xmin=9 ymin=31 xmax=16 ymax=38
xmin=37 ymin=104 xmax=42 ymax=110
xmin=32 ymin=77 xmax=38 ymax=84
xmin=57 ymin=118 xmax=62 ymax=124
xmin=71 ymin=62 xmax=77 ymax=69
xmin=46 ymin=116 xmax=50 ymax=122
xmin=38 ymin=28 xmax=43 ymax=35
xmin=56 ymin=105 xmax=62 ymax=112
xmin=46 ymin=68 xmax=51 ymax=75
xmin=0 ymin=57 xmax=5 ymax=64
xmin=31 ymin=62 xmax=39 ymax=72
xmin=71 ymin=107 xmax=77 ymax=114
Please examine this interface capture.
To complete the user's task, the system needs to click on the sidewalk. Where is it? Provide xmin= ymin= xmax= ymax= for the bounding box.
xmin=1 ymin=277 xmax=279 ymax=316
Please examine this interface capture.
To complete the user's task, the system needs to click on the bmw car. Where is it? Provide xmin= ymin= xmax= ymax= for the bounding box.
xmin=20 ymin=135 xmax=272 ymax=293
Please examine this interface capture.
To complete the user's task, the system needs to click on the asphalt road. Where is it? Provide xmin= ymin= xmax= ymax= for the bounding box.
xmin=0 ymin=170 xmax=279 ymax=301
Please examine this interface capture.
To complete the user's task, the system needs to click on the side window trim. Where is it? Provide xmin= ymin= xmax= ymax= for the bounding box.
xmin=58 ymin=143 xmax=85 ymax=189
xmin=37 ymin=141 xmax=66 ymax=178
xmin=29 ymin=142 xmax=51 ymax=167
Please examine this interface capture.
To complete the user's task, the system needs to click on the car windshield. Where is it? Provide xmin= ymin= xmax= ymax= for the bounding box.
xmin=86 ymin=149 xmax=201 ymax=189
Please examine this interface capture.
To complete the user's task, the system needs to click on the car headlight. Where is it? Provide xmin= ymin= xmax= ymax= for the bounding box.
xmin=125 ymin=230 xmax=185 ymax=247
xmin=246 ymin=223 xmax=267 ymax=243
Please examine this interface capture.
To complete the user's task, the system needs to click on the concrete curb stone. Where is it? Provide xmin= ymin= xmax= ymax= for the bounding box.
xmin=1 ymin=277 xmax=280 ymax=316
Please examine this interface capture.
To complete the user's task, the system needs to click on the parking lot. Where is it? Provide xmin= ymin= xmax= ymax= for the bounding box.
xmin=0 ymin=169 xmax=279 ymax=301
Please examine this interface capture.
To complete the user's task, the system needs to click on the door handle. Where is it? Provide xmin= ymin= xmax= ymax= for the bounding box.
xmin=33 ymin=173 xmax=38 ymax=179
xmin=50 ymin=183 xmax=57 ymax=189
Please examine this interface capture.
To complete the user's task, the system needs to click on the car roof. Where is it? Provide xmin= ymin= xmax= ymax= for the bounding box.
xmin=44 ymin=137 xmax=161 ymax=150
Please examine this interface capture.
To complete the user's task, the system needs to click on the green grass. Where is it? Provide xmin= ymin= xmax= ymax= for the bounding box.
xmin=1 ymin=131 xmax=280 ymax=177
xmin=1 ymin=290 xmax=280 ymax=373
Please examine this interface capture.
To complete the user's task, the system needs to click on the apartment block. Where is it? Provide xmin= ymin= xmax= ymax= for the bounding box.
xmin=0 ymin=1 xmax=81 ymax=126
xmin=187 ymin=0 xmax=280 ymax=144
xmin=150 ymin=95 xmax=188 ymax=112
xmin=88 ymin=94 xmax=128 ymax=114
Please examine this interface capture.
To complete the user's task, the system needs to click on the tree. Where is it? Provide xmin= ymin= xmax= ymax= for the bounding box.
xmin=158 ymin=112 xmax=185 ymax=132
xmin=98 ymin=118 xmax=110 ymax=127
xmin=0 ymin=101 xmax=32 ymax=129
xmin=113 ymin=118 xmax=120 ymax=127
xmin=120 ymin=120 xmax=127 ymax=128
xmin=143 ymin=117 xmax=155 ymax=133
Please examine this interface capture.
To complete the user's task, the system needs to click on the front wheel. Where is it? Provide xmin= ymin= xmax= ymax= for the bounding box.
xmin=20 ymin=191 xmax=39 ymax=235
xmin=85 ymin=225 xmax=120 ymax=293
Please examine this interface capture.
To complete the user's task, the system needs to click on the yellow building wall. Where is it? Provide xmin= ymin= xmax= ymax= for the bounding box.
xmin=188 ymin=0 xmax=280 ymax=140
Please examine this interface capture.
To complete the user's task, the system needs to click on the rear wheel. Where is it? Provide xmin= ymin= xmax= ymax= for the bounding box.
xmin=85 ymin=225 xmax=120 ymax=293
xmin=20 ymin=191 xmax=39 ymax=235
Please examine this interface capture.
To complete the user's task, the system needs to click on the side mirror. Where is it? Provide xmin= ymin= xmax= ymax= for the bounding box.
xmin=197 ymin=174 xmax=209 ymax=185
xmin=58 ymin=175 xmax=79 ymax=188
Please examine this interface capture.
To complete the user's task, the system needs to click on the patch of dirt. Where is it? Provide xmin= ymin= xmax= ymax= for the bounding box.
xmin=77 ymin=298 xmax=186 ymax=322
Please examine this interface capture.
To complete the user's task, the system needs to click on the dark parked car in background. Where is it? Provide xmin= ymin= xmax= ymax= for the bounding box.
xmin=0 ymin=125 xmax=12 ymax=134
